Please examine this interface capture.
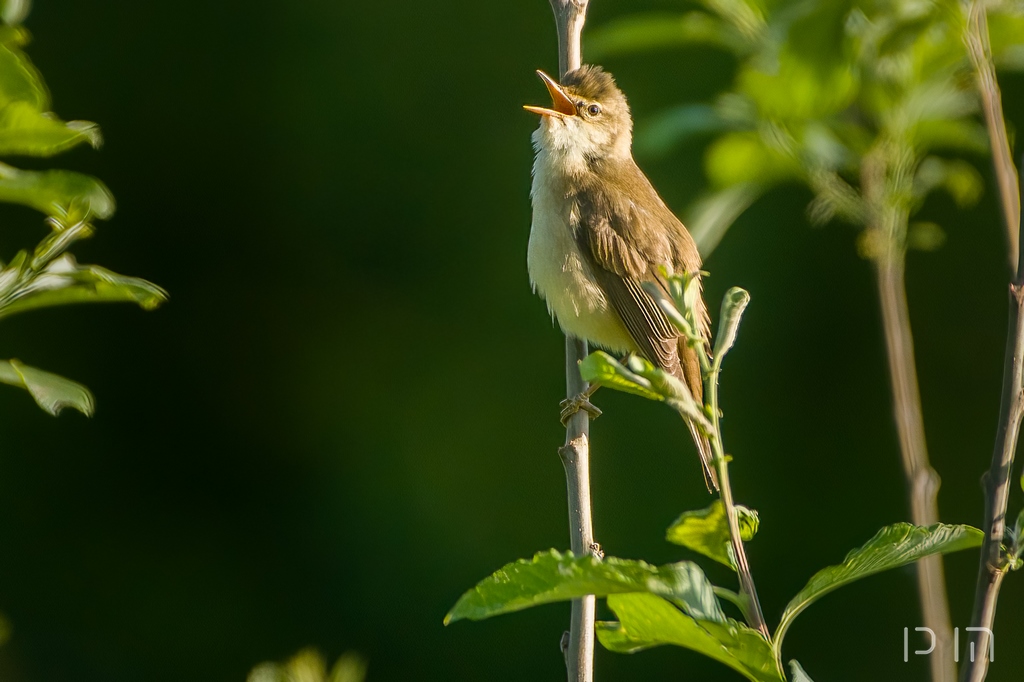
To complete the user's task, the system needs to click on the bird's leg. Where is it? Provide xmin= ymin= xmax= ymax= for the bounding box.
xmin=559 ymin=382 xmax=601 ymax=425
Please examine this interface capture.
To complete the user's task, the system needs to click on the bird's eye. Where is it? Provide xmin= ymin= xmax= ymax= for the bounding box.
xmin=586 ymin=103 xmax=602 ymax=116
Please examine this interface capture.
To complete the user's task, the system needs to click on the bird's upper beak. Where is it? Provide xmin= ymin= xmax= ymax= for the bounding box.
xmin=523 ymin=70 xmax=577 ymax=118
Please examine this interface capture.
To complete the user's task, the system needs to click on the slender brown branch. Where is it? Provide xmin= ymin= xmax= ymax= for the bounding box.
xmin=863 ymin=148 xmax=956 ymax=682
xmin=960 ymin=3 xmax=1024 ymax=678
xmin=547 ymin=3 xmax=595 ymax=681
xmin=964 ymin=2 xmax=1021 ymax=272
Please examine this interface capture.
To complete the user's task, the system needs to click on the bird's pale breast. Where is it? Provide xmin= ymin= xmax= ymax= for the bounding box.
xmin=527 ymin=149 xmax=636 ymax=354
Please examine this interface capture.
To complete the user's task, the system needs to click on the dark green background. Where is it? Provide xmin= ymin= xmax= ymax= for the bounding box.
xmin=0 ymin=1 xmax=1020 ymax=680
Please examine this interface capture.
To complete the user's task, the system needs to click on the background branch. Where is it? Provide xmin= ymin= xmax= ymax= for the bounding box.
xmin=964 ymin=1 xmax=1021 ymax=271
xmin=547 ymin=2 xmax=595 ymax=681
xmin=863 ymin=145 xmax=956 ymax=682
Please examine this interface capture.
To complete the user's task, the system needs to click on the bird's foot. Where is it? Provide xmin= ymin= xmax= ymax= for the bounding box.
xmin=560 ymin=391 xmax=602 ymax=426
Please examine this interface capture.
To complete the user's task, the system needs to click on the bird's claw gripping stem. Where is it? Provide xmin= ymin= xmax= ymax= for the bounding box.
xmin=560 ymin=389 xmax=601 ymax=425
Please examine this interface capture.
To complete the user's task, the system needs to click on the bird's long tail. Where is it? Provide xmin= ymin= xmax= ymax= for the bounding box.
xmin=680 ymin=342 xmax=719 ymax=492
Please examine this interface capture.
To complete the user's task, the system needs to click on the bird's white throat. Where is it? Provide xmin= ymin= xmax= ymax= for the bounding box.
xmin=526 ymin=124 xmax=636 ymax=354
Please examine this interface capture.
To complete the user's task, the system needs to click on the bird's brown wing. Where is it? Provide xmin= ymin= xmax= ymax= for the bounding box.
xmin=571 ymin=160 xmax=717 ymax=489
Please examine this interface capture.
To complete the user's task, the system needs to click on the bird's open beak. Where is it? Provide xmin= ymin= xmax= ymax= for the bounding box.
xmin=523 ymin=70 xmax=577 ymax=118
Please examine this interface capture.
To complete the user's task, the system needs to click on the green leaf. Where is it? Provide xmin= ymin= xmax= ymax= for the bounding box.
xmin=0 ymin=162 xmax=114 ymax=219
xmin=0 ymin=37 xmax=46 ymax=111
xmin=667 ymin=500 xmax=759 ymax=570
xmin=597 ymin=593 xmax=783 ymax=682
xmin=0 ymin=102 xmax=101 ymax=156
xmin=0 ymin=0 xmax=31 ymax=26
xmin=713 ymin=287 xmax=751 ymax=361
xmin=444 ymin=550 xmax=724 ymax=625
xmin=907 ymin=222 xmax=946 ymax=252
xmin=0 ymin=254 xmax=167 ymax=319
xmin=0 ymin=358 xmax=93 ymax=416
xmin=589 ymin=12 xmax=750 ymax=59
xmin=635 ymin=104 xmax=734 ymax=159
xmin=579 ymin=351 xmax=664 ymax=401
xmin=689 ymin=184 xmax=763 ymax=258
xmin=912 ymin=157 xmax=983 ymax=208
xmin=789 ymin=660 xmax=815 ymax=682
xmin=705 ymin=132 xmax=801 ymax=188
xmin=774 ymin=523 xmax=984 ymax=656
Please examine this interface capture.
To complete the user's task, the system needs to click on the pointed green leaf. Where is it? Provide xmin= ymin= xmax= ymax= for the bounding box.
xmin=0 ymin=37 xmax=46 ymax=111
xmin=0 ymin=254 xmax=167 ymax=319
xmin=0 ymin=162 xmax=114 ymax=219
xmin=689 ymin=184 xmax=762 ymax=258
xmin=579 ymin=351 xmax=664 ymax=401
xmin=667 ymin=500 xmax=759 ymax=570
xmin=0 ymin=0 xmax=31 ymax=26
xmin=635 ymin=104 xmax=733 ymax=159
xmin=445 ymin=550 xmax=724 ymax=625
xmin=597 ymin=593 xmax=783 ymax=682
xmin=774 ymin=523 xmax=984 ymax=656
xmin=713 ymin=287 xmax=751 ymax=361
xmin=0 ymin=358 xmax=93 ymax=416
xmin=0 ymin=101 xmax=101 ymax=156
xmin=589 ymin=12 xmax=750 ymax=59
xmin=789 ymin=660 xmax=815 ymax=682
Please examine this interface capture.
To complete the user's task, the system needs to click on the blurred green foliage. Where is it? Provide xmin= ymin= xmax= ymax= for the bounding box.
xmin=0 ymin=3 xmax=163 ymax=415
xmin=591 ymin=0 xmax=1024 ymax=258
xmin=247 ymin=648 xmax=366 ymax=682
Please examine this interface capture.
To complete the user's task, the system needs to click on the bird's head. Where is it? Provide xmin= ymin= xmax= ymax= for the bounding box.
xmin=525 ymin=65 xmax=632 ymax=161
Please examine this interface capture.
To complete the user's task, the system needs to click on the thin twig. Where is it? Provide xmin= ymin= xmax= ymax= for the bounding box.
xmin=962 ymin=204 xmax=1023 ymax=682
xmin=960 ymin=2 xmax=1024 ymax=678
xmin=705 ymin=354 xmax=769 ymax=638
xmin=862 ymin=146 xmax=956 ymax=682
xmin=546 ymin=2 xmax=595 ymax=681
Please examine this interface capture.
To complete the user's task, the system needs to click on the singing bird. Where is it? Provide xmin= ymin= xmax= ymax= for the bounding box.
xmin=525 ymin=65 xmax=717 ymax=490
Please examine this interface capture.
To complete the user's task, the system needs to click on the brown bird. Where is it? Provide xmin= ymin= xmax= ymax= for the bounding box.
xmin=525 ymin=65 xmax=717 ymax=490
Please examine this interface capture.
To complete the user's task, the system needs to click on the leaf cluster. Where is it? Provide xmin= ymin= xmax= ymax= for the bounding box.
xmin=0 ymin=5 xmax=165 ymax=415
xmin=590 ymin=0 xmax=1024 ymax=256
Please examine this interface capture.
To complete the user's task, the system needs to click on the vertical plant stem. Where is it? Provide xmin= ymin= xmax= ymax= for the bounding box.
xmin=877 ymin=254 xmax=956 ymax=682
xmin=559 ymin=339 xmax=595 ymax=682
xmin=706 ymin=357 xmax=769 ymax=639
xmin=864 ymin=148 xmax=956 ymax=682
xmin=963 ymin=1 xmax=1021 ymax=271
xmin=960 ymin=6 xmax=1024 ymax=675
xmin=962 ymin=219 xmax=1023 ymax=682
xmin=547 ymin=3 xmax=594 ymax=681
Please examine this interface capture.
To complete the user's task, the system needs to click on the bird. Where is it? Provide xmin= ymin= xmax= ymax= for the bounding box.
xmin=524 ymin=65 xmax=717 ymax=491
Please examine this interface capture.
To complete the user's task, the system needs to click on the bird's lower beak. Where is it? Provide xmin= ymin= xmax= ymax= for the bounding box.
xmin=523 ymin=70 xmax=577 ymax=118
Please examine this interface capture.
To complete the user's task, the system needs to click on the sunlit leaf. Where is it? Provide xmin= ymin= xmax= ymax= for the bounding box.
xmin=444 ymin=550 xmax=725 ymax=625
xmin=589 ymin=12 xmax=749 ymax=59
xmin=667 ymin=500 xmax=759 ymax=570
xmin=579 ymin=351 xmax=664 ymax=401
xmin=247 ymin=648 xmax=367 ymax=682
xmin=705 ymin=132 xmax=800 ymax=188
xmin=0 ymin=254 xmax=167 ymax=319
xmin=913 ymin=157 xmax=983 ymax=207
xmin=0 ymin=36 xmax=45 ymax=110
xmin=0 ymin=162 xmax=114 ymax=219
xmin=713 ymin=287 xmax=751 ymax=361
xmin=0 ymin=101 xmax=100 ymax=156
xmin=697 ymin=0 xmax=767 ymax=40
xmin=789 ymin=660 xmax=816 ymax=682
xmin=597 ymin=593 xmax=783 ymax=682
xmin=0 ymin=0 xmax=30 ymax=26
xmin=774 ymin=523 xmax=984 ymax=656
xmin=0 ymin=358 xmax=93 ymax=416
xmin=907 ymin=222 xmax=946 ymax=251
